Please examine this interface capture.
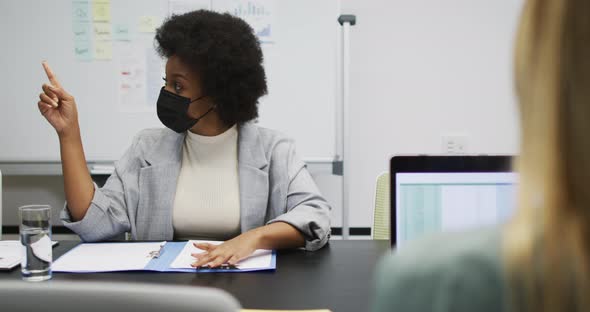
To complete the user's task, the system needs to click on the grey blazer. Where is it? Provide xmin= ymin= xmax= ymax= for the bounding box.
xmin=61 ymin=123 xmax=331 ymax=251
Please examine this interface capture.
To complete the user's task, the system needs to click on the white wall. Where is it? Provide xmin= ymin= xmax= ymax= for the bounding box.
xmin=340 ymin=0 xmax=523 ymax=227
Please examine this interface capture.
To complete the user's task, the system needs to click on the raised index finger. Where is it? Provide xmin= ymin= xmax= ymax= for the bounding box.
xmin=42 ymin=61 xmax=62 ymax=88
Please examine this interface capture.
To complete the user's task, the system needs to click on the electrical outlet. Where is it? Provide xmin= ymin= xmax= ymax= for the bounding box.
xmin=441 ymin=135 xmax=468 ymax=154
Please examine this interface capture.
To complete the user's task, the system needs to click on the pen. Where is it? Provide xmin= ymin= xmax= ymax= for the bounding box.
xmin=195 ymin=263 xmax=238 ymax=270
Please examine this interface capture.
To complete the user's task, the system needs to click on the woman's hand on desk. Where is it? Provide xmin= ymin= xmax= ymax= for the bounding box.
xmin=190 ymin=222 xmax=305 ymax=268
xmin=190 ymin=231 xmax=260 ymax=268
xmin=38 ymin=62 xmax=79 ymax=138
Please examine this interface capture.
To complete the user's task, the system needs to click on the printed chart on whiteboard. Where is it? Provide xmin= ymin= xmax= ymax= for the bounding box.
xmin=214 ymin=0 xmax=276 ymax=44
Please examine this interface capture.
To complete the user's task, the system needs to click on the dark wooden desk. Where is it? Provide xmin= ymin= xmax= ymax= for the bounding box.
xmin=1 ymin=240 xmax=390 ymax=312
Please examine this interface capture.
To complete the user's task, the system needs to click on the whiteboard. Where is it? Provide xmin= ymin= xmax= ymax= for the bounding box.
xmin=0 ymin=0 xmax=339 ymax=162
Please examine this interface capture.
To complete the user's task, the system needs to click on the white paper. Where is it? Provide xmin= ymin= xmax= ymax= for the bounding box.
xmin=0 ymin=241 xmax=21 ymax=269
xmin=52 ymin=242 xmax=163 ymax=272
xmin=0 ymin=240 xmax=58 ymax=270
xmin=117 ymin=44 xmax=149 ymax=112
xmin=30 ymin=234 xmax=52 ymax=263
xmin=146 ymin=47 xmax=165 ymax=108
xmin=169 ymin=240 xmax=273 ymax=269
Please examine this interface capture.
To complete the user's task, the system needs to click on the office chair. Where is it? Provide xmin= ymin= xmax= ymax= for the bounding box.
xmin=372 ymin=172 xmax=390 ymax=240
xmin=0 ymin=280 xmax=241 ymax=312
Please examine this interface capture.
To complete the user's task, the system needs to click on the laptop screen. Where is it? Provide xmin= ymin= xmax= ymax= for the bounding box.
xmin=395 ymin=171 xmax=518 ymax=247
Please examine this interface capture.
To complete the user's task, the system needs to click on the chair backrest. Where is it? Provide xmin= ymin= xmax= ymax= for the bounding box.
xmin=372 ymin=172 xmax=390 ymax=240
xmin=0 ymin=280 xmax=241 ymax=312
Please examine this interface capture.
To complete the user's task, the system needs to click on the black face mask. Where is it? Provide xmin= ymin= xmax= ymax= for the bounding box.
xmin=156 ymin=87 xmax=215 ymax=133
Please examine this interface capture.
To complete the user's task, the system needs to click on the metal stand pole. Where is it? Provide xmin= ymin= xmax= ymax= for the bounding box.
xmin=337 ymin=14 xmax=356 ymax=239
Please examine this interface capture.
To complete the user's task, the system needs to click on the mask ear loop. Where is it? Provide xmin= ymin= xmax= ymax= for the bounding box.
xmin=187 ymin=90 xmax=218 ymax=121
xmin=193 ymin=104 xmax=216 ymax=122
xmin=184 ymin=103 xmax=215 ymax=130
xmin=189 ymin=92 xmax=217 ymax=122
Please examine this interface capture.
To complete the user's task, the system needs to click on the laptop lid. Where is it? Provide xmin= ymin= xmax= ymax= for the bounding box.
xmin=390 ymin=155 xmax=516 ymax=247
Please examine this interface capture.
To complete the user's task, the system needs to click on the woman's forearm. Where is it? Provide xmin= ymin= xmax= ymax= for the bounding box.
xmin=59 ymin=126 xmax=94 ymax=222
xmin=38 ymin=62 xmax=94 ymax=222
xmin=252 ymin=222 xmax=306 ymax=250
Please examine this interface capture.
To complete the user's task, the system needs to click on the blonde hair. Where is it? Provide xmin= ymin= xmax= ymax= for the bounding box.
xmin=505 ymin=0 xmax=590 ymax=311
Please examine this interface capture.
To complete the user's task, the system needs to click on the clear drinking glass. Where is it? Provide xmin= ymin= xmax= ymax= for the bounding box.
xmin=19 ymin=205 xmax=52 ymax=281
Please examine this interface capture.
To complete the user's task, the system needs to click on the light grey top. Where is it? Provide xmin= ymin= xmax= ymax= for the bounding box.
xmin=173 ymin=124 xmax=240 ymax=240
xmin=372 ymin=227 xmax=508 ymax=312
xmin=61 ymin=122 xmax=331 ymax=251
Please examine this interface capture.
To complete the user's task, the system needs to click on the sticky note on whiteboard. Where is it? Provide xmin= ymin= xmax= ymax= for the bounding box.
xmin=94 ymin=40 xmax=112 ymax=60
xmin=74 ymin=41 xmax=93 ymax=61
xmin=72 ymin=22 xmax=92 ymax=41
xmin=93 ymin=22 xmax=112 ymax=41
xmin=113 ymin=24 xmax=131 ymax=41
xmin=72 ymin=1 xmax=91 ymax=22
xmin=92 ymin=0 xmax=111 ymax=22
xmin=138 ymin=16 xmax=162 ymax=33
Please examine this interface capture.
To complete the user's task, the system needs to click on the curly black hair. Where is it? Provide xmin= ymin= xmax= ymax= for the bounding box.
xmin=155 ymin=10 xmax=267 ymax=125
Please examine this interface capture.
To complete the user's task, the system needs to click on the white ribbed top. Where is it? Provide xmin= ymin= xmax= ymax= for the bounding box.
xmin=172 ymin=125 xmax=241 ymax=240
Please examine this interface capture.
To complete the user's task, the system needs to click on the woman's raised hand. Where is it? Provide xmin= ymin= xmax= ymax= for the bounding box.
xmin=38 ymin=62 xmax=80 ymax=137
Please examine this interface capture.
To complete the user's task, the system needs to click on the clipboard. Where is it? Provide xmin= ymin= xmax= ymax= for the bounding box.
xmin=52 ymin=241 xmax=276 ymax=273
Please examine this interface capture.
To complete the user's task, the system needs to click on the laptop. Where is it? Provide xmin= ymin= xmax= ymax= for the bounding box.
xmin=390 ymin=155 xmax=517 ymax=247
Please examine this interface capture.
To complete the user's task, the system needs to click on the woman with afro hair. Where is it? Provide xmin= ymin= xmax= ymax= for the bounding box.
xmin=37 ymin=10 xmax=331 ymax=267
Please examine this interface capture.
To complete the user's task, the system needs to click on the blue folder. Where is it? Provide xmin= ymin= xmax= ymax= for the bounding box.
xmin=53 ymin=241 xmax=276 ymax=273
